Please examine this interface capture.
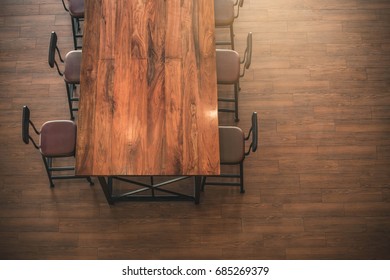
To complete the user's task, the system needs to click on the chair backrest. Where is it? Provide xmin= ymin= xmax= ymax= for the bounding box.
xmin=48 ymin=31 xmax=64 ymax=76
xmin=22 ymin=106 xmax=30 ymax=144
xmin=22 ymin=106 xmax=40 ymax=149
xmin=61 ymin=0 xmax=69 ymax=12
xmin=251 ymin=111 xmax=258 ymax=152
xmin=234 ymin=0 xmax=245 ymax=7
xmin=240 ymin=32 xmax=252 ymax=77
xmin=245 ymin=112 xmax=258 ymax=155
xmin=234 ymin=0 xmax=245 ymax=18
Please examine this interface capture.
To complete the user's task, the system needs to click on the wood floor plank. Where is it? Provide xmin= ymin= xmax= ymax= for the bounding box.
xmin=326 ymin=232 xmax=390 ymax=248
xmin=97 ymin=248 xmax=160 ymax=260
xmin=286 ymin=247 xmax=361 ymax=260
xmin=222 ymin=247 xmax=286 ymax=260
xmin=263 ymin=233 xmax=326 ymax=248
xmin=304 ymin=217 xmax=367 ymax=233
xmin=18 ymin=232 xmax=79 ymax=247
xmin=59 ymin=218 xmax=120 ymax=233
xmin=78 ymin=232 xmax=142 ymax=248
xmin=283 ymin=203 xmax=345 ymax=217
xmin=159 ymin=247 xmax=223 ymax=260
xmin=38 ymin=247 xmax=97 ymax=260
xmin=344 ymin=202 xmax=390 ymax=216
xmin=0 ymin=218 xmax=59 ymax=232
xmin=242 ymin=217 xmax=304 ymax=234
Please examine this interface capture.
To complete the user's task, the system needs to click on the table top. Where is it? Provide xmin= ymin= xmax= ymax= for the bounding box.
xmin=75 ymin=0 xmax=220 ymax=176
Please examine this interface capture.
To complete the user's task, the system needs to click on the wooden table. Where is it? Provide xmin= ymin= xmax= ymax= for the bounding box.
xmin=75 ymin=0 xmax=220 ymax=203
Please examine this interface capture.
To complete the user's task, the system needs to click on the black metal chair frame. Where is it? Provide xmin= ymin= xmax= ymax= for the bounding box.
xmin=218 ymin=31 xmax=252 ymax=122
xmin=48 ymin=31 xmax=79 ymax=120
xmin=201 ymin=112 xmax=258 ymax=193
xmin=97 ymin=176 xmax=202 ymax=205
xmin=22 ymin=105 xmax=93 ymax=188
xmin=61 ymin=0 xmax=83 ymax=49
xmin=215 ymin=0 xmax=244 ymax=50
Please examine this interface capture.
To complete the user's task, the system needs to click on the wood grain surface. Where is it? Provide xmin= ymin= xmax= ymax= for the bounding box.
xmin=75 ymin=0 xmax=220 ymax=176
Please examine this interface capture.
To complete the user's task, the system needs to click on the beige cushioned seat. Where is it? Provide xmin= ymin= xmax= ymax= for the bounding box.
xmin=214 ymin=0 xmax=235 ymax=26
xmin=216 ymin=49 xmax=240 ymax=84
xmin=219 ymin=126 xmax=245 ymax=164
xmin=64 ymin=50 xmax=82 ymax=84
xmin=39 ymin=120 xmax=76 ymax=157
xmin=68 ymin=0 xmax=84 ymax=18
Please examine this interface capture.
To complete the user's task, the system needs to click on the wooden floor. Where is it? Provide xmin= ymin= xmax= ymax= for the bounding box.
xmin=1 ymin=0 xmax=389 ymax=260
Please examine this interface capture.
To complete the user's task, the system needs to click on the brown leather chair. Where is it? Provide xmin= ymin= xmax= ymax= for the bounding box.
xmin=22 ymin=105 xmax=93 ymax=188
xmin=48 ymin=31 xmax=81 ymax=120
xmin=214 ymin=0 xmax=244 ymax=49
xmin=202 ymin=112 xmax=258 ymax=193
xmin=217 ymin=31 xmax=252 ymax=121
xmin=61 ymin=0 xmax=84 ymax=49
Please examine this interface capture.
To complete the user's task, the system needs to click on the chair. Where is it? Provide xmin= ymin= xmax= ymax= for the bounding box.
xmin=48 ymin=31 xmax=81 ymax=120
xmin=201 ymin=112 xmax=258 ymax=193
xmin=216 ymin=31 xmax=252 ymax=122
xmin=214 ymin=0 xmax=244 ymax=49
xmin=22 ymin=105 xmax=93 ymax=188
xmin=61 ymin=0 xmax=84 ymax=49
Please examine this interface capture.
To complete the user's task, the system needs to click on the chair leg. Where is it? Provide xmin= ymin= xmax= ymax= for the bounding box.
xmin=230 ymin=24 xmax=235 ymax=50
xmin=42 ymin=156 xmax=55 ymax=188
xmin=86 ymin=177 xmax=94 ymax=185
xmin=239 ymin=162 xmax=245 ymax=193
xmin=76 ymin=17 xmax=81 ymax=34
xmin=65 ymin=82 xmax=75 ymax=120
xmin=70 ymin=16 xmax=83 ymax=49
xmin=234 ymin=83 xmax=239 ymax=122
xmin=71 ymin=17 xmax=78 ymax=50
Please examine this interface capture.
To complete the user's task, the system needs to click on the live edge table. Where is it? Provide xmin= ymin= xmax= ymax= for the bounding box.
xmin=75 ymin=0 xmax=220 ymax=204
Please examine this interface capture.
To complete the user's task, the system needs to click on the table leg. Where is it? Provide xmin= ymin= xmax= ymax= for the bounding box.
xmin=194 ymin=176 xmax=201 ymax=204
xmin=98 ymin=176 xmax=114 ymax=205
